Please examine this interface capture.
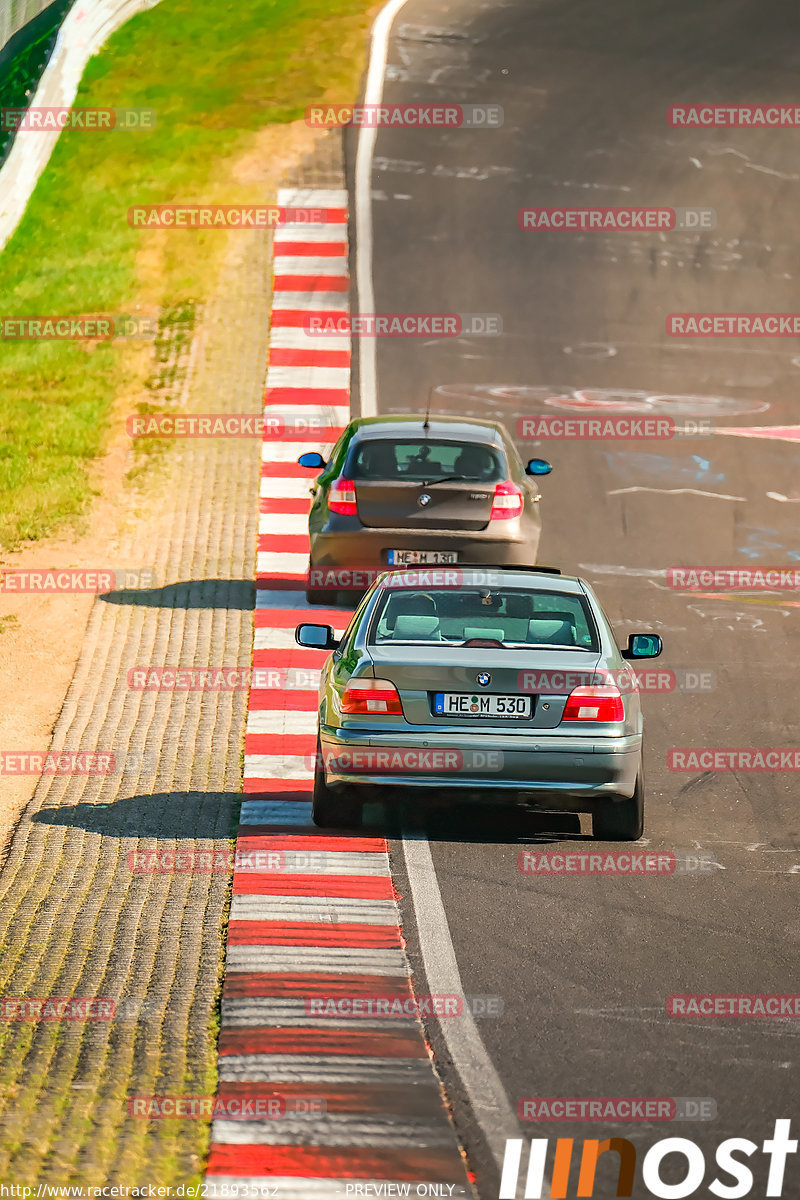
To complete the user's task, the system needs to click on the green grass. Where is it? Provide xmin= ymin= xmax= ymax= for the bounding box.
xmin=0 ymin=0 xmax=372 ymax=550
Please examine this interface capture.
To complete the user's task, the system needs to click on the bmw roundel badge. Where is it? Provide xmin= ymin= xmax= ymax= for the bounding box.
xmin=476 ymin=672 xmax=491 ymax=686
xmin=417 ymin=492 xmax=431 ymax=507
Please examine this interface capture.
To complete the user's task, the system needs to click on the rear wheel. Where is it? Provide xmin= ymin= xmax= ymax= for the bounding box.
xmin=592 ymin=770 xmax=644 ymax=841
xmin=312 ymin=738 xmax=362 ymax=828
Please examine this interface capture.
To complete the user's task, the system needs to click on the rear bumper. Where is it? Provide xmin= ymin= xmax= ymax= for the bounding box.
xmin=319 ymin=724 xmax=641 ymax=809
xmin=309 ymin=524 xmax=540 ymax=577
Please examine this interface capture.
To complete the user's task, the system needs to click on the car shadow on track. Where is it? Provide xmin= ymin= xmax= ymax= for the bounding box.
xmin=99 ymin=580 xmax=256 ymax=609
xmin=372 ymin=801 xmax=589 ymax=845
xmin=32 ymin=791 xmax=241 ymax=838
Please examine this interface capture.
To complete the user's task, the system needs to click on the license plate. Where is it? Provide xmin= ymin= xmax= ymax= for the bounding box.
xmin=434 ymin=692 xmax=532 ymax=718
xmin=388 ymin=549 xmax=458 ymax=566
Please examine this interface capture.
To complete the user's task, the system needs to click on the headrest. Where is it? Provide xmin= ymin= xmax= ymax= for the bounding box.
xmin=527 ymin=618 xmax=576 ymax=645
xmin=393 ymin=614 xmax=441 ymax=640
xmin=463 ymin=626 xmax=505 ymax=642
xmin=535 ymin=609 xmax=577 ymax=627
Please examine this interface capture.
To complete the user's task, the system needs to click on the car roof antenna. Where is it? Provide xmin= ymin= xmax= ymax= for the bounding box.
xmin=422 ymin=387 xmax=434 ymax=431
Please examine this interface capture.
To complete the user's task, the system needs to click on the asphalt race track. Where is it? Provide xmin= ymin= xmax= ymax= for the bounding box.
xmin=346 ymin=1 xmax=800 ymax=1195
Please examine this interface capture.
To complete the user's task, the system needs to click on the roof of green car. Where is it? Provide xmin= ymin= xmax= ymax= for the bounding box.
xmin=375 ymin=566 xmax=586 ymax=594
xmin=348 ymin=413 xmax=506 ymax=444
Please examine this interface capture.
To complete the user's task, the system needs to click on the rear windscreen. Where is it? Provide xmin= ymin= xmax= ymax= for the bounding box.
xmin=370 ymin=587 xmax=599 ymax=650
xmin=347 ymin=439 xmax=506 ymax=482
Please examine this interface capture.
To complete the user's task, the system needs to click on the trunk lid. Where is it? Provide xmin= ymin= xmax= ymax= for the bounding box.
xmin=354 ymin=480 xmax=496 ymax=531
xmin=367 ymin=645 xmax=603 ymax=730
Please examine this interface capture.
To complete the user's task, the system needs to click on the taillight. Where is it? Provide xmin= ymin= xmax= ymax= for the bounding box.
xmin=489 ymin=480 xmax=523 ymax=520
xmin=562 ymin=685 xmax=625 ymax=723
xmin=341 ymin=678 xmax=403 ymax=715
xmin=329 ymin=477 xmax=357 ymax=515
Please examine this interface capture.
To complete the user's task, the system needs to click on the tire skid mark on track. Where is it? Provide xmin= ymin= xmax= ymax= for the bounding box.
xmin=205 ymin=186 xmax=472 ymax=1197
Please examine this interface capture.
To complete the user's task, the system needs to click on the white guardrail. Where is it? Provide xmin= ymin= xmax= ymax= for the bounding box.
xmin=0 ymin=0 xmax=162 ymax=250
xmin=0 ymin=0 xmax=54 ymax=51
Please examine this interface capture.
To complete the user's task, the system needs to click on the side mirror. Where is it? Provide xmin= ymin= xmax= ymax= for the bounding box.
xmin=298 ymin=451 xmax=326 ymax=469
xmin=621 ymin=633 xmax=663 ymax=660
xmin=295 ymin=623 xmax=339 ymax=650
xmin=526 ymin=458 xmax=552 ymax=476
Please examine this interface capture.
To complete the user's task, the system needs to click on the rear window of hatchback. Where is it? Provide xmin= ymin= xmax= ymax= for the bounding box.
xmin=346 ymin=439 xmax=506 ymax=482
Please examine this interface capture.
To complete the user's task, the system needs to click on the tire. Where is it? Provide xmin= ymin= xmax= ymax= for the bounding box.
xmin=312 ymin=738 xmax=362 ymax=828
xmin=592 ymin=770 xmax=644 ymax=841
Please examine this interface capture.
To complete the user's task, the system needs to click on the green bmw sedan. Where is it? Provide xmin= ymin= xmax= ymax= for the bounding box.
xmin=296 ymin=567 xmax=662 ymax=840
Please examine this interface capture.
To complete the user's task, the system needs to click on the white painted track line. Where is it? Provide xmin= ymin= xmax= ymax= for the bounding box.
xmin=213 ymin=1115 xmax=456 ymax=1146
xmin=274 ymin=225 xmax=348 ymax=244
xmin=266 ymin=365 xmax=351 ymax=389
xmin=224 ymin=948 xmax=409 ymax=976
xmin=255 ymin=550 xmax=309 ymax=573
xmin=402 ymin=831 xmax=537 ymax=1186
xmin=269 ymin=327 xmax=351 ymax=352
xmin=259 ymin=440 xmax=328 ymax=462
xmin=229 ymin=895 xmax=399 ymax=924
xmin=278 ymin=188 xmax=349 ymax=207
xmin=259 ymin=476 xmax=312 ymax=498
xmin=255 ymin=589 xmax=308 ymax=609
xmin=246 ymin=709 xmax=317 ymax=736
xmin=255 ymin=513 xmax=308 ymax=535
xmin=239 ymin=800 xmax=313 ymax=823
xmin=273 ymin=256 xmax=349 ymax=275
xmin=242 ymin=755 xmax=312 ymax=780
xmin=354 ymin=0 xmax=415 ymax=417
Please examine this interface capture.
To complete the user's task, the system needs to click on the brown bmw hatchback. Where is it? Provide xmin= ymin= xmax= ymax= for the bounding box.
xmin=297 ymin=414 xmax=552 ymax=603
